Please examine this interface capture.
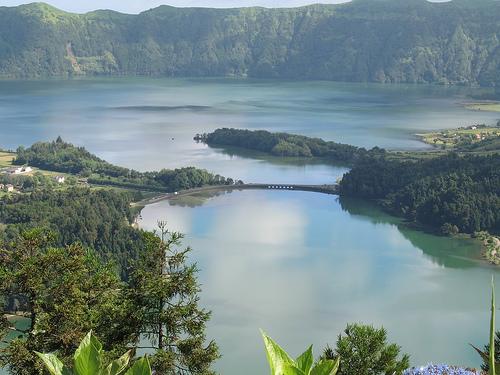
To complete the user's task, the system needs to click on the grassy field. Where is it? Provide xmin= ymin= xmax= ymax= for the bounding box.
xmin=465 ymin=102 xmax=500 ymax=112
xmin=417 ymin=126 xmax=500 ymax=149
xmin=0 ymin=151 xmax=15 ymax=168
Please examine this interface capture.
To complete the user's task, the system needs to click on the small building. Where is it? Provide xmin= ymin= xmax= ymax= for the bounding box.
xmin=9 ymin=167 xmax=23 ymax=174
xmin=0 ymin=184 xmax=4 ymax=190
xmin=9 ymin=166 xmax=32 ymax=175
xmin=54 ymin=176 xmax=65 ymax=184
xmin=5 ymin=184 xmax=14 ymax=192
xmin=471 ymin=126 xmax=477 ymax=130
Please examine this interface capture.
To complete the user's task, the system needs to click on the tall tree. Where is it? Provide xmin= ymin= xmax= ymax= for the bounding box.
xmin=127 ymin=223 xmax=219 ymax=374
xmin=0 ymin=229 xmax=132 ymax=375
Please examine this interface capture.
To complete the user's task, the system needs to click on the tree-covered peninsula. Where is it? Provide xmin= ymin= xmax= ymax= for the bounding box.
xmin=14 ymin=137 xmax=234 ymax=192
xmin=0 ymin=138 xmax=234 ymax=276
xmin=0 ymin=0 xmax=499 ymax=88
xmin=196 ymin=128 xmax=385 ymax=164
xmin=199 ymin=128 xmax=500 ymax=239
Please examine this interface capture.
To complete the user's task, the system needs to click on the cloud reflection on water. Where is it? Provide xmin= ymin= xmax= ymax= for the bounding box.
xmin=139 ymin=190 xmax=493 ymax=374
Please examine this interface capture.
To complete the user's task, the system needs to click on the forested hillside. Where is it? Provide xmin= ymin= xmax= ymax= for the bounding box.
xmin=0 ymin=0 xmax=499 ymax=86
xmin=339 ymin=153 xmax=500 ymax=235
xmin=15 ymin=138 xmax=234 ymax=191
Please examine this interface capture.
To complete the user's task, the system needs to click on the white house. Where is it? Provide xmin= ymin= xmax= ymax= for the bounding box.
xmin=5 ymin=184 xmax=14 ymax=192
xmin=54 ymin=176 xmax=65 ymax=184
xmin=9 ymin=166 xmax=32 ymax=175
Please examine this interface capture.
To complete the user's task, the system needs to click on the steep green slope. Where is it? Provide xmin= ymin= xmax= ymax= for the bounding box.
xmin=0 ymin=0 xmax=499 ymax=86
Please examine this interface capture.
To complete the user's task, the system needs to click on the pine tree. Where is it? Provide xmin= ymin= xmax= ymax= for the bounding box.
xmin=127 ymin=222 xmax=219 ymax=374
xmin=0 ymin=229 xmax=131 ymax=374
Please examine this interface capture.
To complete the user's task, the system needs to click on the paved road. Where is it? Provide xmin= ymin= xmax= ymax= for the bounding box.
xmin=135 ymin=183 xmax=339 ymax=206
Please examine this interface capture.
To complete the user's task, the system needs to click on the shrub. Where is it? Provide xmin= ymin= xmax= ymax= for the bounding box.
xmin=261 ymin=330 xmax=339 ymax=375
xmin=36 ymin=331 xmax=151 ymax=375
xmin=323 ymin=324 xmax=409 ymax=375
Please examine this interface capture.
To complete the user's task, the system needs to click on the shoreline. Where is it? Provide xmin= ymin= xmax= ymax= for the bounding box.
xmin=463 ymin=101 xmax=500 ymax=113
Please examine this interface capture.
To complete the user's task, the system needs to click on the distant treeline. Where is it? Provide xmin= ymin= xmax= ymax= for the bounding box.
xmin=1 ymin=1 xmax=500 ymax=87
xmin=15 ymin=137 xmax=235 ymax=191
xmin=198 ymin=128 xmax=386 ymax=164
xmin=339 ymin=153 xmax=500 ymax=235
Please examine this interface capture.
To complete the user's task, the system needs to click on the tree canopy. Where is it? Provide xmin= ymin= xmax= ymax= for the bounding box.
xmin=0 ymin=1 xmax=499 ymax=86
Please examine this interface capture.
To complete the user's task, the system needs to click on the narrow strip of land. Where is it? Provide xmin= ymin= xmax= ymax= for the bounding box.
xmin=135 ymin=183 xmax=339 ymax=206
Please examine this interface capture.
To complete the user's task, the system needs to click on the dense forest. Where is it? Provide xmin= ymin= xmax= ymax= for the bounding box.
xmin=199 ymin=128 xmax=386 ymax=163
xmin=339 ymin=153 xmax=500 ymax=235
xmin=2 ymin=137 xmax=236 ymax=277
xmin=15 ymin=137 xmax=235 ymax=191
xmin=0 ymin=0 xmax=499 ymax=87
xmin=0 ymin=188 xmax=143 ymax=277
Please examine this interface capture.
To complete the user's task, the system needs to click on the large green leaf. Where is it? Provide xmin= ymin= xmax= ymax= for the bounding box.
xmin=124 ymin=357 xmax=152 ymax=375
xmin=102 ymin=350 xmax=132 ymax=375
xmin=73 ymin=331 xmax=103 ymax=375
xmin=261 ymin=330 xmax=295 ymax=374
xmin=310 ymin=358 xmax=340 ymax=375
xmin=283 ymin=363 xmax=306 ymax=375
xmin=295 ymin=346 xmax=313 ymax=374
xmin=35 ymin=352 xmax=68 ymax=375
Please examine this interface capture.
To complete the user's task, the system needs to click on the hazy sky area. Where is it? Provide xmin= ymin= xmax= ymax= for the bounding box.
xmin=2 ymin=0 xmax=450 ymax=14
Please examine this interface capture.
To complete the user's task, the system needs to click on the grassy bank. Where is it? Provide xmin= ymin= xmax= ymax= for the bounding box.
xmin=0 ymin=151 xmax=15 ymax=168
xmin=475 ymin=232 xmax=500 ymax=265
xmin=417 ymin=125 xmax=500 ymax=149
xmin=465 ymin=102 xmax=500 ymax=112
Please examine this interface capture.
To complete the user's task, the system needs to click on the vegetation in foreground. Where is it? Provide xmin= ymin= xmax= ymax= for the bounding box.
xmin=323 ymin=324 xmax=409 ymax=375
xmin=2 ymin=225 xmax=500 ymax=374
xmin=36 ymin=331 xmax=152 ymax=375
xmin=261 ymin=331 xmax=339 ymax=375
xmin=0 ymin=226 xmax=219 ymax=374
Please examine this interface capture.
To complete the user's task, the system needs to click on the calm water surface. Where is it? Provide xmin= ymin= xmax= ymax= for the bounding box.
xmin=139 ymin=191 xmax=496 ymax=374
xmin=1 ymin=78 xmax=498 ymax=373
xmin=0 ymin=78 xmax=497 ymax=182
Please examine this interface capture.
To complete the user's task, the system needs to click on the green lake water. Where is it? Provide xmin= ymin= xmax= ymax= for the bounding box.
xmin=0 ymin=77 xmax=499 ymax=373
xmin=139 ymin=191 xmax=496 ymax=374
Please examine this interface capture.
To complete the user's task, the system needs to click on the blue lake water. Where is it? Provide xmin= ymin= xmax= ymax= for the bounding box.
xmin=0 ymin=77 xmax=498 ymax=374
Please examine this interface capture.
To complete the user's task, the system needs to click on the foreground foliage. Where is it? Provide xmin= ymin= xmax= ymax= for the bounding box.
xmin=36 ymin=331 xmax=151 ymax=375
xmin=403 ymin=365 xmax=479 ymax=375
xmin=127 ymin=223 xmax=219 ymax=374
xmin=261 ymin=331 xmax=339 ymax=375
xmin=322 ymin=324 xmax=409 ymax=375
xmin=0 ymin=227 xmax=218 ymax=374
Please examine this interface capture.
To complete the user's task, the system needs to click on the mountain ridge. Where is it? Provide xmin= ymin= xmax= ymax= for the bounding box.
xmin=0 ymin=1 xmax=498 ymax=87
